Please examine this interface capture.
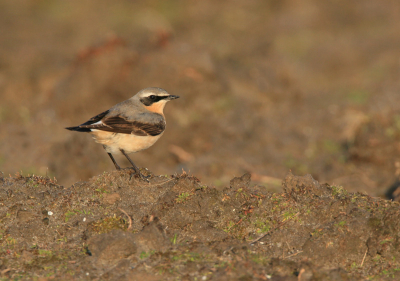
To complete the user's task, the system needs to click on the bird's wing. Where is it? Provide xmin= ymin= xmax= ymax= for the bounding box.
xmin=78 ymin=114 xmax=165 ymax=136
xmin=80 ymin=110 xmax=110 ymax=126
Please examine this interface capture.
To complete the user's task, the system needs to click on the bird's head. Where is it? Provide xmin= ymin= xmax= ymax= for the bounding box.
xmin=136 ymin=87 xmax=179 ymax=114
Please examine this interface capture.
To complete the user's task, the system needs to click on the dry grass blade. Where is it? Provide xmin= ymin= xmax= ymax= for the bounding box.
xmin=118 ymin=208 xmax=133 ymax=230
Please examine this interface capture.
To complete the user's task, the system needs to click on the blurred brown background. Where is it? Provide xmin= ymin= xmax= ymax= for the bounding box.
xmin=1 ymin=0 xmax=400 ymax=196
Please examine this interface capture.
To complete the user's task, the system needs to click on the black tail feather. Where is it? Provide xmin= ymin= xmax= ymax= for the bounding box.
xmin=65 ymin=126 xmax=91 ymax=132
xmin=66 ymin=110 xmax=109 ymax=133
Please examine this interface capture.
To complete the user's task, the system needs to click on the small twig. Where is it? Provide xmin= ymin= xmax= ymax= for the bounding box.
xmin=249 ymin=212 xmax=300 ymax=244
xmin=234 ymin=218 xmax=243 ymax=227
xmin=298 ymin=268 xmax=305 ymax=281
xmin=138 ymin=178 xmax=175 ymax=188
xmin=360 ymin=248 xmax=368 ymax=267
xmin=284 ymin=251 xmax=303 ymax=259
xmin=118 ymin=208 xmax=132 ymax=230
xmin=1 ymin=268 xmax=12 ymax=275
xmin=249 ymin=220 xmax=288 ymax=244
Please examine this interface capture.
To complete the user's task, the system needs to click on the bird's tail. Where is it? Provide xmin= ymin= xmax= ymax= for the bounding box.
xmin=65 ymin=126 xmax=91 ymax=132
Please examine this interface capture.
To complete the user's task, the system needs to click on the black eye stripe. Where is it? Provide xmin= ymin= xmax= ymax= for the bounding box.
xmin=140 ymin=95 xmax=169 ymax=106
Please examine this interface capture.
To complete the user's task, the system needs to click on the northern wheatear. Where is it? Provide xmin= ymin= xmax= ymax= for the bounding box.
xmin=66 ymin=87 xmax=179 ymax=179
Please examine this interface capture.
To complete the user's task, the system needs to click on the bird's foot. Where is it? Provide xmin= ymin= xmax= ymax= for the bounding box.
xmin=129 ymin=168 xmax=151 ymax=182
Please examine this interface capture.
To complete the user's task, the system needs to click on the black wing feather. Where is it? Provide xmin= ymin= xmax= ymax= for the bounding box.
xmin=77 ymin=115 xmax=165 ymax=136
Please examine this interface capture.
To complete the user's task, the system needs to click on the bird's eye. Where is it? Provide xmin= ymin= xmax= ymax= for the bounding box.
xmin=149 ymin=95 xmax=156 ymax=100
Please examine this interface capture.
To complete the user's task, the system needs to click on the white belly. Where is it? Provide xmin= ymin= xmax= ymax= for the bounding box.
xmin=90 ymin=130 xmax=163 ymax=155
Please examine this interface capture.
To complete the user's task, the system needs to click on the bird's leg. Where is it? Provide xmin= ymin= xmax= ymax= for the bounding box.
xmin=120 ymin=149 xmax=149 ymax=180
xmin=103 ymin=145 xmax=121 ymax=170
xmin=107 ymin=153 xmax=121 ymax=170
xmin=120 ymin=149 xmax=140 ymax=173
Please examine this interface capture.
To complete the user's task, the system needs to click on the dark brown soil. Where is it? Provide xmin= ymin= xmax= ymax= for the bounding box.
xmin=1 ymin=171 xmax=400 ymax=280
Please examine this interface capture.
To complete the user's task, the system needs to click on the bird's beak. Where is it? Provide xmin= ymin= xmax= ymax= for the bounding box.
xmin=167 ymin=95 xmax=180 ymax=100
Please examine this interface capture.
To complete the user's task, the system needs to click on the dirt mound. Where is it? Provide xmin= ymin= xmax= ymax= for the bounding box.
xmin=0 ymin=171 xmax=399 ymax=280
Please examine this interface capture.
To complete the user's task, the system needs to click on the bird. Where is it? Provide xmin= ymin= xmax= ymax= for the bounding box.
xmin=66 ymin=87 xmax=179 ymax=179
